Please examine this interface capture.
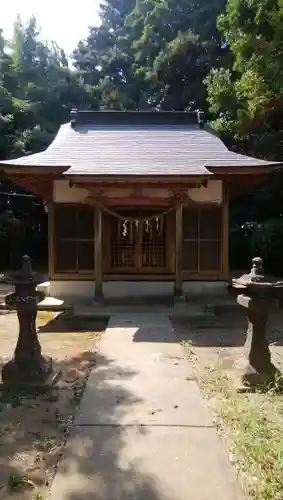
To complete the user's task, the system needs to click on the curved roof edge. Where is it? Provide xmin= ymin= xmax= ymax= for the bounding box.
xmin=0 ymin=115 xmax=281 ymax=176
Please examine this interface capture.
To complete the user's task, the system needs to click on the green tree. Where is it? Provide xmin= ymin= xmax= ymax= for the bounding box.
xmin=205 ymin=0 xmax=283 ymax=151
xmin=204 ymin=0 xmax=283 ymax=270
xmin=73 ymin=0 xmax=227 ymax=110
xmin=126 ymin=0 xmax=227 ymax=109
xmin=0 ymin=16 xmax=93 ymax=268
xmin=73 ymin=0 xmax=140 ymax=109
xmin=0 ymin=16 xmax=95 ymax=158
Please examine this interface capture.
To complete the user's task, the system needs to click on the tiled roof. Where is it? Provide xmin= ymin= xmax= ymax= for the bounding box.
xmin=0 ymin=111 xmax=279 ymax=176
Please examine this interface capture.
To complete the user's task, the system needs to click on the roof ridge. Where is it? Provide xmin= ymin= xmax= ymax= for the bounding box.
xmin=70 ymin=108 xmax=205 ymax=128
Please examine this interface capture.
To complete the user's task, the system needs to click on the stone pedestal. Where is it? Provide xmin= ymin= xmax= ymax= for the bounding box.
xmin=236 ymin=294 xmax=278 ymax=386
xmin=2 ymin=291 xmax=53 ymax=387
xmin=0 ymin=256 xmax=55 ymax=389
xmin=92 ymin=292 xmax=104 ymax=307
xmin=229 ymin=257 xmax=283 ymax=387
xmin=174 ymin=292 xmax=186 ymax=307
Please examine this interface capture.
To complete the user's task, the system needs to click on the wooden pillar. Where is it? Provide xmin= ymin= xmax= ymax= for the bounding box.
xmin=48 ymin=203 xmax=54 ymax=279
xmin=94 ymin=207 xmax=104 ymax=302
xmin=174 ymin=204 xmax=185 ymax=301
xmin=222 ymin=183 xmax=229 ymax=278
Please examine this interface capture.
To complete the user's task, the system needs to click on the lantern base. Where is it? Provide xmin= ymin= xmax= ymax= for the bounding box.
xmin=235 ymin=357 xmax=279 ymax=387
xmin=1 ymin=355 xmax=53 ymax=388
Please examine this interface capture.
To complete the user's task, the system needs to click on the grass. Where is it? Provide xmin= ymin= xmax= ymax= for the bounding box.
xmin=184 ymin=344 xmax=283 ymax=500
xmin=7 ymin=470 xmax=37 ymax=493
xmin=33 ymin=493 xmax=44 ymax=500
xmin=37 ymin=310 xmax=57 ymax=325
xmin=7 ymin=469 xmax=46 ymax=498
xmin=218 ymin=395 xmax=283 ymax=500
xmin=0 ymin=313 xmax=105 ymax=500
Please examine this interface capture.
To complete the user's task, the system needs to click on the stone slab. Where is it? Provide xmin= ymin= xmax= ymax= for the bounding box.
xmin=37 ymin=296 xmax=67 ymax=311
xmin=49 ymin=313 xmax=245 ymax=500
xmin=99 ymin=313 xmax=184 ymax=360
xmin=75 ymin=314 xmax=212 ymax=426
xmin=72 ymin=305 xmax=213 ymax=319
xmin=75 ymin=360 xmax=211 ymax=426
xmin=48 ymin=425 xmax=245 ymax=500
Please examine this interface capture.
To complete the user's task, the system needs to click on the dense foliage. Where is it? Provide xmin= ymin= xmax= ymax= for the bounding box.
xmin=1 ymin=1 xmax=283 ymax=271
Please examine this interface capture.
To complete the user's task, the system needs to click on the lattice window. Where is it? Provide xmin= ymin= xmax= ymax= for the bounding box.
xmin=54 ymin=204 xmax=95 ymax=273
xmin=182 ymin=206 xmax=222 ymax=272
xmin=141 ymin=217 xmax=166 ymax=268
xmin=109 ymin=209 xmax=166 ymax=271
xmin=111 ymin=220 xmax=136 ymax=268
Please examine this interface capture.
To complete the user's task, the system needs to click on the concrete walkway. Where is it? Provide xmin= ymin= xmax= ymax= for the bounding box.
xmin=49 ymin=314 xmax=245 ymax=500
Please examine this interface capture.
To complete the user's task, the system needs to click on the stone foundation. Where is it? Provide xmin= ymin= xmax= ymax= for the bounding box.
xmin=49 ymin=280 xmax=227 ymax=300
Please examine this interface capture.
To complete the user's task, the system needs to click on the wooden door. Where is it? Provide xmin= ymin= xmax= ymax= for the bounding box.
xmin=105 ymin=208 xmax=169 ymax=274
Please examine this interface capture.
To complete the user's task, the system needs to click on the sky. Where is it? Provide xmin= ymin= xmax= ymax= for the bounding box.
xmin=2 ymin=0 xmax=101 ymax=55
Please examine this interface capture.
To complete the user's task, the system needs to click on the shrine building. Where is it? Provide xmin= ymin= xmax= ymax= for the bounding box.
xmin=0 ymin=109 xmax=279 ymax=302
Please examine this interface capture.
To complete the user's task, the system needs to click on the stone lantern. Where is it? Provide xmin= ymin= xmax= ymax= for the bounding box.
xmin=0 ymin=255 xmax=53 ymax=387
xmin=230 ymin=257 xmax=283 ymax=386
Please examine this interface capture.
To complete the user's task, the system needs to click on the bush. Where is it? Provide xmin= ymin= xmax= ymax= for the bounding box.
xmin=229 ymin=223 xmax=257 ymax=271
xmin=251 ymin=218 xmax=283 ymax=276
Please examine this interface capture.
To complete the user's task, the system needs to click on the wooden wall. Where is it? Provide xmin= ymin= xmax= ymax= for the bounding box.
xmin=49 ymin=201 xmax=229 ymax=281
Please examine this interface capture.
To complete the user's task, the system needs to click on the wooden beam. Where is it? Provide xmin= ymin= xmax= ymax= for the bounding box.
xmin=175 ymin=204 xmax=184 ymax=299
xmin=94 ymin=207 xmax=104 ymax=302
xmin=87 ymin=196 xmax=172 ymax=206
xmin=73 ymin=181 xmax=204 ymax=191
xmin=67 ymin=175 xmax=210 ymax=184
xmin=6 ymin=173 xmax=54 ymax=201
xmin=84 ymin=194 xmax=200 ymax=209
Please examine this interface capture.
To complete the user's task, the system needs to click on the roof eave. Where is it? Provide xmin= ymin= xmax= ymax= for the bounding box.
xmin=207 ymin=164 xmax=282 ymax=175
xmin=0 ymin=164 xmax=69 ymax=175
xmin=64 ymin=173 xmax=212 ymax=183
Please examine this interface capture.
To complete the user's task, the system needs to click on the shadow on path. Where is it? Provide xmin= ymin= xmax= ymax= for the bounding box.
xmin=54 ymin=353 xmax=175 ymax=500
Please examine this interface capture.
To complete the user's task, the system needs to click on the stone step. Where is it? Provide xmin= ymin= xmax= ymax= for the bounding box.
xmin=37 ymin=296 xmax=67 ymax=311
